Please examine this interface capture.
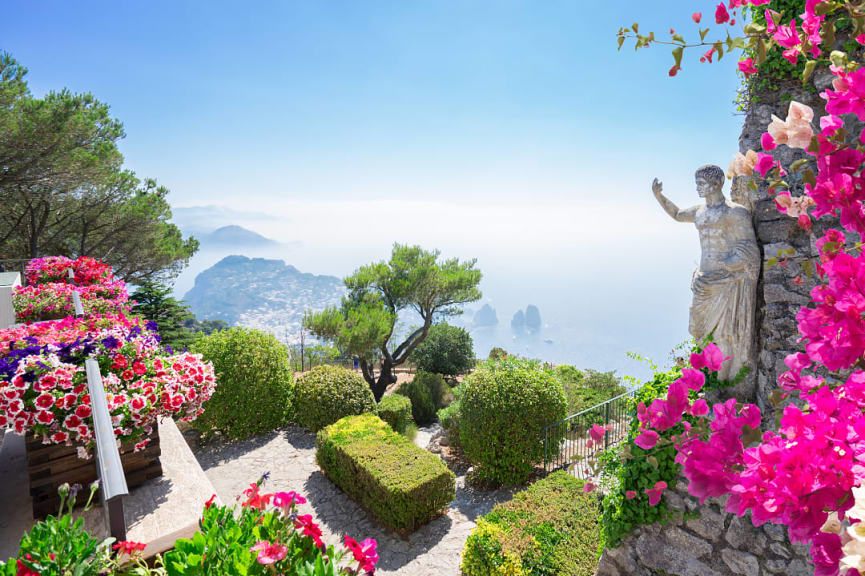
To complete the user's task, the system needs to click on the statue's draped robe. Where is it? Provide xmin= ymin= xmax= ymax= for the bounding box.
xmin=689 ymin=237 xmax=760 ymax=381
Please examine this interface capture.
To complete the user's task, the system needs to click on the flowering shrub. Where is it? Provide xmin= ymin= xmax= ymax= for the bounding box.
xmin=461 ymin=471 xmax=599 ymax=576
xmin=13 ymin=282 xmax=132 ymax=322
xmin=24 ymin=256 xmax=114 ymax=287
xmin=0 ymin=482 xmax=152 ymax=576
xmin=163 ymin=475 xmax=379 ymax=575
xmin=0 ymin=314 xmax=215 ymax=456
xmin=615 ymin=2 xmax=865 ymax=573
xmin=2 ymin=256 xmax=215 ymax=459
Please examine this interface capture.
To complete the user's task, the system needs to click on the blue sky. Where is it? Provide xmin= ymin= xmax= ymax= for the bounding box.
xmin=2 ymin=1 xmax=750 ymax=373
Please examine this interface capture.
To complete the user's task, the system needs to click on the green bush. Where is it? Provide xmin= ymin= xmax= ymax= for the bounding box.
xmin=488 ymin=347 xmax=508 ymax=361
xmin=461 ymin=471 xmax=600 ymax=576
xmin=409 ymin=323 xmax=475 ymax=377
xmin=316 ymin=414 xmax=456 ymax=533
xmin=396 ymin=371 xmax=449 ymax=425
xmin=460 ymin=357 xmax=567 ymax=485
xmin=191 ymin=327 xmax=294 ymax=439
xmin=437 ymin=384 xmax=464 ymax=446
xmin=378 ymin=394 xmax=413 ymax=433
xmin=294 ymin=365 xmax=377 ymax=432
xmin=600 ymin=364 xmax=685 ymax=548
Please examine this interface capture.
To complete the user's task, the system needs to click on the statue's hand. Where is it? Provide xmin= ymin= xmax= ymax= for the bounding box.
xmin=652 ymin=178 xmax=663 ymax=196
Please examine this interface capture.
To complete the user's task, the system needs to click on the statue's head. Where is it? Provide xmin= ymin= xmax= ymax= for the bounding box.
xmin=695 ymin=165 xmax=725 ymax=198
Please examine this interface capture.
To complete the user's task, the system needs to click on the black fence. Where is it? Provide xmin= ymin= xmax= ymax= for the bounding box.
xmin=542 ymin=390 xmax=636 ymax=479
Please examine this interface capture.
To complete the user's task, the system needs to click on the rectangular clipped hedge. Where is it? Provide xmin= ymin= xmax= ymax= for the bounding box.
xmin=461 ymin=471 xmax=600 ymax=576
xmin=316 ymin=413 xmax=455 ymax=533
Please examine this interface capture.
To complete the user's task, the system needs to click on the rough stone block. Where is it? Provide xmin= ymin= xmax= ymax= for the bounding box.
xmin=686 ymin=508 xmax=725 ymax=541
xmin=787 ymin=558 xmax=813 ymax=576
xmin=763 ymin=283 xmax=810 ymax=305
xmin=665 ymin=527 xmax=713 ymax=558
xmin=770 ymin=542 xmax=792 ymax=559
xmin=634 ymin=532 xmax=723 ymax=576
xmin=721 ymin=548 xmax=760 ymax=576
xmin=725 ymin=514 xmax=753 ymax=549
xmin=763 ymin=557 xmax=788 ymax=574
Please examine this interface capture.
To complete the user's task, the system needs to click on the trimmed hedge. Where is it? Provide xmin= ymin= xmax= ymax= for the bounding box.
xmin=378 ymin=394 xmax=413 ymax=433
xmin=460 ymin=357 xmax=567 ymax=485
xmin=461 ymin=471 xmax=600 ymax=576
xmin=397 ymin=371 xmax=449 ymax=426
xmin=190 ymin=327 xmax=294 ymax=439
xmin=294 ymin=365 xmax=377 ymax=432
xmin=316 ymin=414 xmax=455 ymax=533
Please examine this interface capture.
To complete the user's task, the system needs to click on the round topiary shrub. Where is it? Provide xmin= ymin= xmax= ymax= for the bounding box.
xmin=459 ymin=357 xmax=567 ymax=485
xmin=294 ymin=365 xmax=377 ymax=432
xmin=377 ymin=394 xmax=413 ymax=433
xmin=409 ymin=323 xmax=475 ymax=378
xmin=191 ymin=327 xmax=294 ymax=440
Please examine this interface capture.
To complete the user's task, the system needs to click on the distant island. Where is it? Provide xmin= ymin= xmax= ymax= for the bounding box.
xmin=201 ymin=225 xmax=279 ymax=248
xmin=183 ymin=255 xmax=344 ymax=342
xmin=473 ymin=304 xmax=498 ymax=327
xmin=512 ymin=304 xmax=541 ymax=332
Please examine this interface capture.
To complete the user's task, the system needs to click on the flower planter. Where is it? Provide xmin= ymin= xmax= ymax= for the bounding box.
xmin=25 ymin=423 xmax=163 ymax=519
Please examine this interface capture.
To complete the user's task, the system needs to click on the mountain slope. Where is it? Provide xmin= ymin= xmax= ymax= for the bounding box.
xmin=183 ymin=255 xmax=344 ymax=340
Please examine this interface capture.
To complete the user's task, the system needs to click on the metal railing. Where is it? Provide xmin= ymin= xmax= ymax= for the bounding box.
xmin=543 ymin=390 xmax=636 ymax=478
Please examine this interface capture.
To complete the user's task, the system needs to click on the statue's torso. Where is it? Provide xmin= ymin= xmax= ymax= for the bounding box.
xmin=694 ymin=201 xmax=757 ymax=275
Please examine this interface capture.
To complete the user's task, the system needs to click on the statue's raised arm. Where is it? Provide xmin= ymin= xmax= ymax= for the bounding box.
xmin=652 ymin=178 xmax=698 ymax=223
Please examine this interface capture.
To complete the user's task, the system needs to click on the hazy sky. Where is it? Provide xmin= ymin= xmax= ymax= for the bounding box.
xmin=2 ymin=1 xmax=748 ymax=373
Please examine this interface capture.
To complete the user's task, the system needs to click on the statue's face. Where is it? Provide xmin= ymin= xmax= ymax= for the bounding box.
xmin=695 ymin=176 xmax=720 ymax=198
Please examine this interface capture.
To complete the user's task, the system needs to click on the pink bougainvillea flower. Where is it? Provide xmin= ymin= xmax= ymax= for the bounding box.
xmin=645 ymin=481 xmax=668 ymax=506
xmin=738 ymin=58 xmax=758 ymax=77
xmin=589 ymin=424 xmax=606 ymax=445
xmin=250 ymin=540 xmax=288 ymax=565
xmin=680 ymin=368 xmax=706 ymax=391
xmin=753 ymin=153 xmax=776 ymax=177
xmin=689 ymin=343 xmax=728 ymax=372
xmin=715 ymin=3 xmax=729 ymax=24
xmin=625 ymin=490 xmax=637 ymax=500
xmin=635 ymin=429 xmax=660 ymax=450
xmin=727 ymin=149 xmax=760 ymax=178
xmin=761 ymin=132 xmax=777 ymax=151
xmin=767 ymin=101 xmax=814 ymax=150
xmin=692 ymin=12 xmax=702 ymax=24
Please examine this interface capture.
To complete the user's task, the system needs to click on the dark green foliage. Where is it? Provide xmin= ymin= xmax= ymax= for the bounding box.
xmin=459 ymin=357 xmax=567 ymax=485
xmin=294 ymin=365 xmax=377 ymax=432
xmin=396 ymin=378 xmax=436 ymax=426
xmin=191 ymin=327 xmax=294 ymax=439
xmin=409 ymin=323 xmax=475 ymax=377
xmin=185 ymin=317 xmax=230 ymax=335
xmin=461 ymin=471 xmax=600 ymax=576
xmin=378 ymin=394 xmax=413 ymax=433
xmin=131 ymin=281 xmax=195 ymax=351
xmin=397 ymin=371 xmax=449 ymax=426
xmin=315 ymin=414 xmax=456 ymax=533
xmin=600 ymin=365 xmax=684 ymax=548
xmin=437 ymin=384 xmax=465 ymax=446
xmin=305 ymin=244 xmax=482 ymax=401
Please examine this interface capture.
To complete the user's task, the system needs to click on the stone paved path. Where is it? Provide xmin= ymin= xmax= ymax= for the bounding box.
xmin=193 ymin=426 xmax=514 ymax=576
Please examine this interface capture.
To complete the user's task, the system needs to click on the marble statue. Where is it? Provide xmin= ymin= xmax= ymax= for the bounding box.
xmin=652 ymin=165 xmax=760 ymax=382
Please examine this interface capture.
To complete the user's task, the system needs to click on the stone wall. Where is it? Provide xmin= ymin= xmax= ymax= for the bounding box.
xmin=595 ymin=477 xmax=813 ymax=576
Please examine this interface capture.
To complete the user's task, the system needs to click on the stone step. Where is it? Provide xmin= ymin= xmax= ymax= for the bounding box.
xmin=0 ymin=418 xmax=219 ymax=561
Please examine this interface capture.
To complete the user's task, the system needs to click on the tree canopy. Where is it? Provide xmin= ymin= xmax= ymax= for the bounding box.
xmin=0 ymin=52 xmax=197 ymax=282
xmin=305 ymin=244 xmax=482 ymax=400
xmin=409 ymin=322 xmax=475 ymax=378
xmin=131 ymin=282 xmax=195 ymax=351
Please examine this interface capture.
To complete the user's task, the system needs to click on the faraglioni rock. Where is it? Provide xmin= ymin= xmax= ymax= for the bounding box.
xmin=511 ymin=310 xmax=525 ymax=329
xmin=524 ymin=305 xmax=541 ymax=330
xmin=473 ymin=304 xmax=498 ymax=327
xmin=652 ymin=165 xmax=759 ymax=385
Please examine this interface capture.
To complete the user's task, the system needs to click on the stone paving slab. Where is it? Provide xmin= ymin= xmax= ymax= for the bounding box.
xmin=194 ymin=426 xmax=513 ymax=576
